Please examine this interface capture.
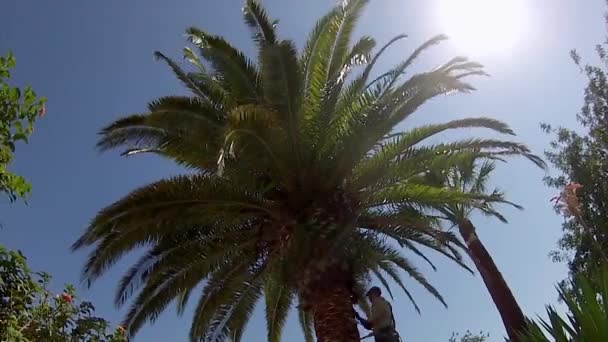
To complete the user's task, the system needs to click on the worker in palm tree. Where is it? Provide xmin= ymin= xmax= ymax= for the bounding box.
xmin=355 ymin=286 xmax=401 ymax=342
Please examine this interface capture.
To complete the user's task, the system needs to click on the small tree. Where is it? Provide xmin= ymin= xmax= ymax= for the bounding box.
xmin=543 ymin=0 xmax=608 ymax=282
xmin=0 ymin=51 xmax=45 ymax=202
xmin=449 ymin=331 xmax=490 ymax=342
xmin=0 ymin=245 xmax=126 ymax=341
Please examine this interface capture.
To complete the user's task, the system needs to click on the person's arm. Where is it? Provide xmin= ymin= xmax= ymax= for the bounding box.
xmin=354 ymin=310 xmax=373 ymax=330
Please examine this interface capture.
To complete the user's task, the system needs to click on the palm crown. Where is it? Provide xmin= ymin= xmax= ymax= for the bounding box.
xmin=73 ymin=1 xmax=542 ymax=341
xmin=429 ymin=157 xmax=531 ymax=224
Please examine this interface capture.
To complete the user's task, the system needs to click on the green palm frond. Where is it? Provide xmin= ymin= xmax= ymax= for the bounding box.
xmin=176 ymin=288 xmax=193 ymax=316
xmin=259 ymin=41 xmax=302 ymax=155
xmin=72 ymin=174 xmax=268 ymax=254
xmin=188 ymin=259 xmax=263 ymax=341
xmin=96 ymin=106 xmax=223 ymax=169
xmin=521 ymin=266 xmax=608 ymax=342
xmin=125 ymin=249 xmax=252 ymax=335
xmin=379 ymin=260 xmax=421 ymax=314
xmin=372 ymin=268 xmax=395 ymax=299
xmin=382 ymin=248 xmax=447 ymax=308
xmin=147 ymin=96 xmax=226 ymax=123
xmin=298 ymin=300 xmax=316 ymax=342
xmin=470 ymin=160 xmax=495 ymax=193
xmin=365 ymin=34 xmax=449 ymax=91
xmin=323 ymin=62 xmax=489 ymax=179
xmin=113 ymin=226 xmax=254 ymax=307
xmin=339 ymin=36 xmax=375 ymax=81
xmin=367 ymin=117 xmax=515 ymax=167
xmin=359 ymin=212 xmax=473 ymax=273
xmin=226 ymin=280 xmax=265 ymax=342
xmin=326 ymin=0 xmax=369 ymax=83
xmin=264 ymin=272 xmax=294 ymax=342
xmin=243 ymin=0 xmax=277 ymax=46
xmin=355 ymin=34 xmax=409 ymax=93
xmin=300 ymin=11 xmax=342 ymax=141
xmin=300 ymin=8 xmax=339 ymax=92
xmin=186 ymin=27 xmax=260 ymax=102
xmin=365 ymin=183 xmax=486 ymax=209
xmin=153 ymin=52 xmax=208 ymax=99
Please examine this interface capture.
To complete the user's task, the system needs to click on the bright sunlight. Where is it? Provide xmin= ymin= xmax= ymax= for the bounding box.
xmin=436 ymin=0 xmax=528 ymax=56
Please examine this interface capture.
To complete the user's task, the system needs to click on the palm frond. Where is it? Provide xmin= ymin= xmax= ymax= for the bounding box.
xmin=325 ymin=0 xmax=369 ymax=84
xmin=186 ymin=27 xmax=260 ymax=102
xmin=72 ymin=174 xmax=269 ymax=251
xmin=226 ymin=279 xmax=265 ymax=342
xmin=153 ymin=52 xmax=208 ymax=99
xmin=147 ymin=95 xmax=226 ymax=124
xmin=259 ymin=40 xmax=303 ymax=164
xmin=338 ymin=36 xmax=376 ymax=83
xmin=372 ymin=268 xmax=395 ymax=299
xmin=382 ymin=247 xmax=447 ymax=307
xmin=96 ymin=109 xmax=222 ymax=170
xmin=365 ymin=35 xmax=449 ymax=91
xmin=357 ymin=34 xmax=409 ymax=92
xmin=365 ymin=183 xmax=484 ymax=209
xmin=264 ymin=273 xmax=294 ymax=342
xmin=298 ymin=301 xmax=315 ymax=342
xmin=378 ymin=260 xmax=421 ymax=314
xmin=242 ymin=0 xmax=277 ymax=46
xmin=188 ymin=258 xmax=258 ymax=341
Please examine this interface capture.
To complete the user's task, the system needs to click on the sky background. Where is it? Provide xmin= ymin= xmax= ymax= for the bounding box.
xmin=1 ymin=0 xmax=606 ymax=341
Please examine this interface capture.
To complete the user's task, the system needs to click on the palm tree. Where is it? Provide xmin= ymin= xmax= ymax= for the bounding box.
xmin=428 ymin=157 xmax=544 ymax=341
xmin=72 ymin=1 xmax=542 ymax=341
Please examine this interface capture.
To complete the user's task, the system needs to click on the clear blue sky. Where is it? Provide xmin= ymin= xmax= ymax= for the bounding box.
xmin=1 ymin=0 xmax=605 ymax=341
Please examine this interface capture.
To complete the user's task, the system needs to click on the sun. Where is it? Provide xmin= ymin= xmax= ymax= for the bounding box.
xmin=436 ymin=0 xmax=528 ymax=56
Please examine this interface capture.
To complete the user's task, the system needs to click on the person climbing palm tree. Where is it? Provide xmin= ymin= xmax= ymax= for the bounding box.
xmin=355 ymin=287 xmax=401 ymax=342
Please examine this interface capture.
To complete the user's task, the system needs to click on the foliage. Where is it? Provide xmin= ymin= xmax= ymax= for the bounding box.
xmin=449 ymin=331 xmax=490 ymax=342
xmin=73 ymin=0 xmax=542 ymax=340
xmin=520 ymin=265 xmax=608 ymax=342
xmin=543 ymin=1 xmax=608 ymax=281
xmin=0 ymin=51 xmax=45 ymax=202
xmin=0 ymin=245 xmax=126 ymax=342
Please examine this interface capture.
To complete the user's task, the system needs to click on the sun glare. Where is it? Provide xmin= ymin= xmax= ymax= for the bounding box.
xmin=436 ymin=0 xmax=528 ymax=56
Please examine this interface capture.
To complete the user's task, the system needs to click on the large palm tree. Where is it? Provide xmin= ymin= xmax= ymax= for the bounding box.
xmin=428 ymin=157 xmax=544 ymax=341
xmin=73 ymin=1 xmax=542 ymax=341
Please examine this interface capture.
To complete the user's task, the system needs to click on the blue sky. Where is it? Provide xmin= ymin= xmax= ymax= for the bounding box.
xmin=1 ymin=0 xmax=605 ymax=341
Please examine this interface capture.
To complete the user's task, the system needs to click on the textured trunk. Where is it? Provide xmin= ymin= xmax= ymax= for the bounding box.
xmin=458 ymin=219 xmax=527 ymax=341
xmin=311 ymin=280 xmax=360 ymax=342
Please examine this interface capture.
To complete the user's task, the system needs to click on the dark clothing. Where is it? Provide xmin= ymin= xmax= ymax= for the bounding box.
xmin=374 ymin=327 xmax=400 ymax=342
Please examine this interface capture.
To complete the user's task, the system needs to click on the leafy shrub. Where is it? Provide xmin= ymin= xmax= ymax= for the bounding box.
xmin=0 ymin=245 xmax=126 ymax=341
xmin=521 ymin=266 xmax=608 ymax=341
xmin=0 ymin=51 xmax=45 ymax=201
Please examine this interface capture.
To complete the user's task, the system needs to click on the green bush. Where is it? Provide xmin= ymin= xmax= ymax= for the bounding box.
xmin=0 ymin=245 xmax=126 ymax=341
xmin=0 ymin=51 xmax=45 ymax=202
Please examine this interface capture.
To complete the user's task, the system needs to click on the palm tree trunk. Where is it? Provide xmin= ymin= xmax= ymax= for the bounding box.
xmin=311 ymin=280 xmax=360 ymax=342
xmin=458 ymin=219 xmax=527 ymax=341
